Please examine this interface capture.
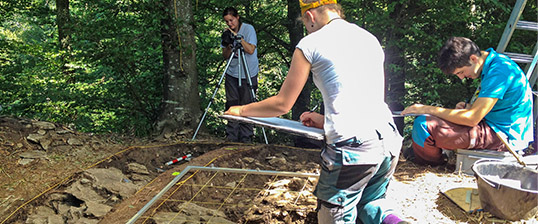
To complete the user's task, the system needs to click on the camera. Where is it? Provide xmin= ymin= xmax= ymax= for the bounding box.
xmin=221 ymin=30 xmax=234 ymax=46
xmin=221 ymin=30 xmax=243 ymax=48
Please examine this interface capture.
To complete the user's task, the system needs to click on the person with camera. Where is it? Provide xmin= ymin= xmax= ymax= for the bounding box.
xmin=221 ymin=7 xmax=259 ymax=143
xmin=225 ymin=0 xmax=407 ymax=223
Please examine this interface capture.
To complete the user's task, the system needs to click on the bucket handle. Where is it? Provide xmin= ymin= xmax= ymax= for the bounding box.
xmin=495 ymin=132 xmax=526 ymax=167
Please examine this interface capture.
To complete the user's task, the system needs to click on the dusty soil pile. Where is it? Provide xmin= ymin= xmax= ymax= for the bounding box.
xmin=0 ymin=115 xmax=536 ymax=223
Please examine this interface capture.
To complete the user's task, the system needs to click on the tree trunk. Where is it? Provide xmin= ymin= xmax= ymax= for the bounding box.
xmin=287 ymin=0 xmax=310 ymax=122
xmin=383 ymin=2 xmax=406 ymax=135
xmin=56 ymin=0 xmax=70 ymax=51
xmin=156 ymin=0 xmax=200 ymax=137
xmin=287 ymin=0 xmax=318 ymax=147
xmin=56 ymin=0 xmax=70 ymax=76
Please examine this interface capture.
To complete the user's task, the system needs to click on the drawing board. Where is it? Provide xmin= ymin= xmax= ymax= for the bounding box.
xmin=219 ymin=115 xmax=325 ymax=140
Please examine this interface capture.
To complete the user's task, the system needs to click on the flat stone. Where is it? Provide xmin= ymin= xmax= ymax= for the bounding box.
xmin=80 ymin=178 xmax=91 ymax=185
xmin=18 ymin=158 xmax=34 ymax=165
xmin=72 ymin=217 xmax=99 ymax=224
xmin=66 ymin=206 xmax=85 ymax=222
xmin=56 ymin=130 xmax=72 ymax=134
xmin=65 ymin=181 xmax=105 ymax=203
xmin=268 ymin=157 xmax=287 ymax=166
xmin=19 ymin=150 xmax=47 ymax=159
xmin=153 ymin=203 xmax=235 ymax=224
xmin=52 ymin=202 xmax=71 ymax=216
xmin=85 ymin=200 xmax=112 ymax=218
xmin=243 ymin=157 xmax=255 ymax=163
xmin=130 ymin=173 xmax=151 ymax=182
xmin=84 ymin=168 xmax=138 ymax=199
xmin=67 ymin=138 xmax=83 ymax=146
xmin=27 ymin=134 xmax=44 ymax=143
xmin=25 ymin=206 xmax=63 ymax=224
xmin=127 ymin=163 xmax=150 ymax=175
xmin=201 ymin=216 xmax=236 ymax=223
xmin=47 ymin=193 xmax=69 ymax=202
xmin=34 ymin=121 xmax=55 ymax=130
xmin=40 ymin=139 xmax=52 ymax=151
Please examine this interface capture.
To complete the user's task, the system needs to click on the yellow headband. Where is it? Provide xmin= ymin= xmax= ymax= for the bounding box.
xmin=300 ymin=0 xmax=337 ymax=16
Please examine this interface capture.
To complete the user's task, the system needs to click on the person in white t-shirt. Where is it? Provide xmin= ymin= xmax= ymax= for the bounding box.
xmin=225 ymin=1 xmax=406 ymax=223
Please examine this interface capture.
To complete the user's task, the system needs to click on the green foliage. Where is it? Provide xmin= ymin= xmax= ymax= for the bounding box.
xmin=0 ymin=0 xmax=535 ymax=142
xmin=1 ymin=0 xmax=165 ymax=135
xmin=193 ymin=0 xmax=295 ymax=140
xmin=343 ymin=0 xmax=535 ymax=139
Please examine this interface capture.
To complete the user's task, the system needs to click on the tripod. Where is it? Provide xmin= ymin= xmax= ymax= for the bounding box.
xmin=192 ymin=40 xmax=268 ymax=144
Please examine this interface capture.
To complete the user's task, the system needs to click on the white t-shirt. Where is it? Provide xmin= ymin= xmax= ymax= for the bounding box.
xmin=296 ymin=19 xmax=394 ymax=144
xmin=223 ymin=23 xmax=259 ymax=78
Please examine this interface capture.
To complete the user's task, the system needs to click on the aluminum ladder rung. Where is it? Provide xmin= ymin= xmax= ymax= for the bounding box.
xmin=516 ymin=21 xmax=538 ymax=32
xmin=504 ymin=52 xmax=534 ymax=64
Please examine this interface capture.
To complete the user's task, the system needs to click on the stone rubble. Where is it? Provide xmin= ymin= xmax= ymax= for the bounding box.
xmin=26 ymin=166 xmax=149 ymax=223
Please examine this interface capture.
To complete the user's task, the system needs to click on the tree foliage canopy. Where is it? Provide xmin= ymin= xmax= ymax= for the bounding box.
xmin=1 ymin=0 xmax=535 ymax=140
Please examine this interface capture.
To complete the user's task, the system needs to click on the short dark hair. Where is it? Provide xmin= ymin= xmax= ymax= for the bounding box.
xmin=222 ymin=7 xmax=239 ymax=18
xmin=437 ymin=37 xmax=482 ymax=74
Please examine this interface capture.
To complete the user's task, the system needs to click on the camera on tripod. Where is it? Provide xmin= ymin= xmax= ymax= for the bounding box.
xmin=194 ymin=27 xmax=268 ymax=143
xmin=221 ymin=29 xmax=243 ymax=49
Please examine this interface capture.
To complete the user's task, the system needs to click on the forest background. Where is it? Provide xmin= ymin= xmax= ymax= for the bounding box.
xmin=0 ymin=0 xmax=536 ymax=143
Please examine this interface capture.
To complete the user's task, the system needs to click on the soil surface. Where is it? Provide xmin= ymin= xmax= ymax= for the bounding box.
xmin=0 ymin=115 xmax=536 ymax=224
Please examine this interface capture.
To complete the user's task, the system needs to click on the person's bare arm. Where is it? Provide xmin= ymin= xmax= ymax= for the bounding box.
xmin=225 ymin=49 xmax=311 ymax=117
xmin=240 ymin=38 xmax=256 ymax=55
xmin=401 ymin=97 xmax=497 ymax=127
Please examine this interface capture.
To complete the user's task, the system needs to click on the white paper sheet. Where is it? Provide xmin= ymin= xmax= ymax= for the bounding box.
xmin=219 ymin=115 xmax=325 ymax=140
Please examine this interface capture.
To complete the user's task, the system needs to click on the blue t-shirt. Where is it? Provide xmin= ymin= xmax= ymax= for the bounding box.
xmin=479 ymin=48 xmax=533 ymax=149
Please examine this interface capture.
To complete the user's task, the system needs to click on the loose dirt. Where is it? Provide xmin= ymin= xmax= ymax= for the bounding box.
xmin=0 ymin=115 xmax=536 ymax=223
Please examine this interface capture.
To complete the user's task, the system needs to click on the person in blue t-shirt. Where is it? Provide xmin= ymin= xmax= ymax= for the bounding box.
xmin=402 ymin=37 xmax=534 ymax=165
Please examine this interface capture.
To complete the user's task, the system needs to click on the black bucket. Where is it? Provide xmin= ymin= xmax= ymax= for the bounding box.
xmin=472 ymin=160 xmax=538 ymax=220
